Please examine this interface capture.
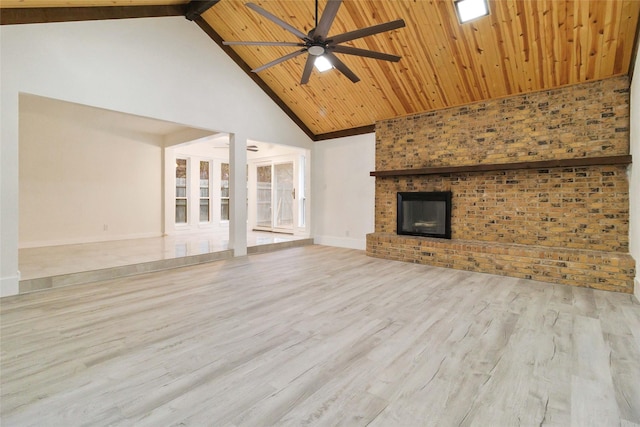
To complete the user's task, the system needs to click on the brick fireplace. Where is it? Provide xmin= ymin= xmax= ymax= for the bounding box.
xmin=367 ymin=76 xmax=635 ymax=293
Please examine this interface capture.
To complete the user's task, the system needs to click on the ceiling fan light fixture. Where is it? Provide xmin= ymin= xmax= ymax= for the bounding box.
xmin=455 ymin=0 xmax=489 ymax=23
xmin=314 ymin=55 xmax=333 ymax=72
xmin=308 ymin=45 xmax=325 ymax=56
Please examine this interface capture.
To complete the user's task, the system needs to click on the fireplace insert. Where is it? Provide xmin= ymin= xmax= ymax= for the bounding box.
xmin=397 ymin=191 xmax=452 ymax=239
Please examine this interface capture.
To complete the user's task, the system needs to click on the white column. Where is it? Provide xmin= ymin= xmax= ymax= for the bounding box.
xmin=229 ymin=132 xmax=247 ymax=257
xmin=0 ymin=94 xmax=20 ymax=296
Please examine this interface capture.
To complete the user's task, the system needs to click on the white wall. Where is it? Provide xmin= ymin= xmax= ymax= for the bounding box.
xmin=0 ymin=17 xmax=312 ymax=296
xmin=312 ymin=133 xmax=375 ymax=250
xmin=630 ymin=49 xmax=640 ymax=301
xmin=19 ymin=95 xmax=164 ymax=247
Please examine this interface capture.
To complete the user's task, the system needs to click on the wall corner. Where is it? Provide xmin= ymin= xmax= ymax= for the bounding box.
xmin=1 ymin=274 xmax=20 ymax=297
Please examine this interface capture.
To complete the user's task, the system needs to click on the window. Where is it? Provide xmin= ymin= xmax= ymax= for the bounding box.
xmin=175 ymin=158 xmax=187 ymax=224
xmin=199 ymin=161 xmax=210 ymax=222
xmin=221 ymin=163 xmax=229 ymax=221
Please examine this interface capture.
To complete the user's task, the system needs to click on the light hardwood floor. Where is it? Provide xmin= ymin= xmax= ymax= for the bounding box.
xmin=1 ymin=245 xmax=639 ymax=426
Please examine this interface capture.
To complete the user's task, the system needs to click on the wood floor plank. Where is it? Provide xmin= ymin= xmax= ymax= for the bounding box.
xmin=1 ymin=245 xmax=639 ymax=426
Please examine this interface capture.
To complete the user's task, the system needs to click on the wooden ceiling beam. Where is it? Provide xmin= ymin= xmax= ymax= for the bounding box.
xmin=315 ymin=125 xmax=376 ymax=141
xmin=0 ymin=5 xmax=186 ymax=25
xmin=185 ymin=1 xmax=219 ymax=22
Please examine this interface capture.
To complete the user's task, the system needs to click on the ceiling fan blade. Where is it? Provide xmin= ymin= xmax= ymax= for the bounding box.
xmin=314 ymin=0 xmax=342 ymax=39
xmin=331 ymin=45 xmax=401 ymax=62
xmin=326 ymin=52 xmax=360 ymax=83
xmin=223 ymin=41 xmax=305 ymax=47
xmin=252 ymin=49 xmax=306 ymax=73
xmin=300 ymin=54 xmax=315 ymax=85
xmin=329 ymin=19 xmax=406 ymax=44
xmin=246 ymin=3 xmax=308 ymax=41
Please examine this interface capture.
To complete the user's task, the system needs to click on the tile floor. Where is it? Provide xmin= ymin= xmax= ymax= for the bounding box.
xmin=19 ymin=229 xmax=309 ymax=281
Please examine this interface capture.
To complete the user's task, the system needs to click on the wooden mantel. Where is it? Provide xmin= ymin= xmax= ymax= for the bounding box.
xmin=370 ymin=155 xmax=632 ymax=177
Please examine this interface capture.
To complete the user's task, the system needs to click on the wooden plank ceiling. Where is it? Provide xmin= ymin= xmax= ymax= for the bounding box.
xmin=3 ymin=0 xmax=639 ymax=139
xmin=204 ymin=0 xmax=639 ymax=137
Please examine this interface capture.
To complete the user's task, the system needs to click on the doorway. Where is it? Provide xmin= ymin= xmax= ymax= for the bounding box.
xmin=255 ymin=161 xmax=295 ymax=233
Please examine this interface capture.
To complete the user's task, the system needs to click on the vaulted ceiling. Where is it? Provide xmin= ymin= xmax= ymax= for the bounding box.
xmin=3 ymin=0 xmax=639 ymax=140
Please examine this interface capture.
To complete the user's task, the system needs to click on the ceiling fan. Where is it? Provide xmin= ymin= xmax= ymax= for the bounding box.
xmin=222 ymin=0 xmax=406 ymax=84
xmin=213 ymin=143 xmax=259 ymax=152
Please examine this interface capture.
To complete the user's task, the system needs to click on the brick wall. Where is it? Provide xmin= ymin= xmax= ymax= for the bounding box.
xmin=376 ymin=76 xmax=630 ymax=171
xmin=368 ymin=76 xmax=635 ymax=292
xmin=375 ymin=166 xmax=629 ymax=252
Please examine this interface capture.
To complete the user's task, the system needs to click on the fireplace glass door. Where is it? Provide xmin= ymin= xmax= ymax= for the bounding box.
xmin=397 ymin=192 xmax=452 ymax=239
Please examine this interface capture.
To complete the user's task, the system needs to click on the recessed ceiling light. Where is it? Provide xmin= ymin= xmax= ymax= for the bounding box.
xmin=455 ymin=0 xmax=489 ymax=24
xmin=314 ymin=55 xmax=333 ymax=73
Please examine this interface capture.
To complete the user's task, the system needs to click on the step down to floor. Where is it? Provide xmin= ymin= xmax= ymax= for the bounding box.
xmin=19 ymin=238 xmax=315 ymax=294
xmin=247 ymin=238 xmax=314 ymax=254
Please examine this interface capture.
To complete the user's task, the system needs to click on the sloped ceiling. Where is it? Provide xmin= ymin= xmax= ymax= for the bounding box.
xmin=3 ymin=0 xmax=639 ymax=140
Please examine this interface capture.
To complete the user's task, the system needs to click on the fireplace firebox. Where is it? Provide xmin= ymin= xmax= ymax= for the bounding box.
xmin=397 ymin=191 xmax=452 ymax=239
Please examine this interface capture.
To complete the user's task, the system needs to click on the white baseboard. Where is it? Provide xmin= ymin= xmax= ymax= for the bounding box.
xmin=314 ymin=235 xmax=366 ymax=250
xmin=0 ymin=274 xmax=20 ymax=297
xmin=19 ymin=232 xmax=163 ymax=249
xmin=634 ymin=277 xmax=640 ymax=303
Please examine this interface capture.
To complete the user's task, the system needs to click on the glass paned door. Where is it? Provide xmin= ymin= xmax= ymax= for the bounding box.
xmin=256 ymin=165 xmax=272 ymax=228
xmin=254 ymin=162 xmax=295 ymax=233
xmin=199 ymin=161 xmax=210 ymax=222
xmin=220 ymin=163 xmax=229 ymax=221
xmin=175 ymin=158 xmax=187 ymax=224
xmin=274 ymin=162 xmax=294 ymax=230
